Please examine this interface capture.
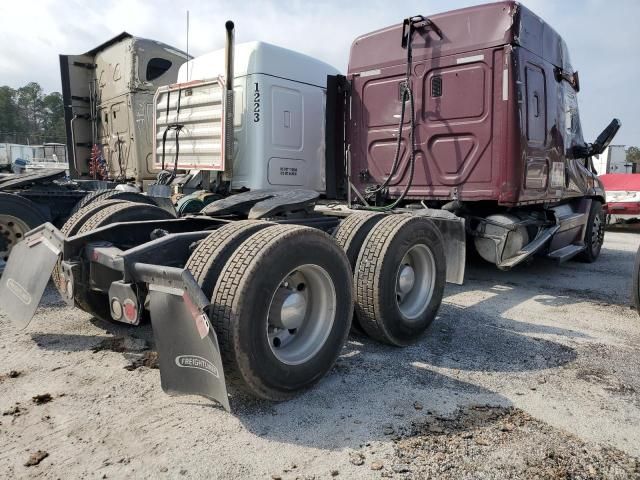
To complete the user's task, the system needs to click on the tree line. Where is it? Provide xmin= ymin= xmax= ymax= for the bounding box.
xmin=0 ymin=82 xmax=65 ymax=145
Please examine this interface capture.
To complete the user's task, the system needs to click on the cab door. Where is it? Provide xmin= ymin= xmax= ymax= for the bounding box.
xmin=522 ymin=61 xmax=550 ymax=198
xmin=60 ymin=54 xmax=94 ymax=178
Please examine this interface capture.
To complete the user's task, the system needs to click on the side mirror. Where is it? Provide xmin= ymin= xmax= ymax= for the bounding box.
xmin=572 ymin=71 xmax=580 ymax=92
xmin=554 ymin=67 xmax=580 ymax=92
xmin=591 ymin=118 xmax=622 ymax=156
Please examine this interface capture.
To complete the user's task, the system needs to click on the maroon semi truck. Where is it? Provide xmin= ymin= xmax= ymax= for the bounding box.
xmin=339 ymin=1 xmax=620 ymax=267
xmin=0 ymin=2 xmax=620 ymax=410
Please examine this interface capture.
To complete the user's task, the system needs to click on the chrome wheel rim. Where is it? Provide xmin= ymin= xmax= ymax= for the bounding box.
xmin=266 ymin=264 xmax=336 ymax=365
xmin=0 ymin=214 xmax=29 ymax=263
xmin=395 ymin=244 xmax=436 ymax=322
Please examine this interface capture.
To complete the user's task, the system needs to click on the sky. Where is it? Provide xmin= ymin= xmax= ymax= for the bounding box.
xmin=1 ymin=0 xmax=639 ymax=145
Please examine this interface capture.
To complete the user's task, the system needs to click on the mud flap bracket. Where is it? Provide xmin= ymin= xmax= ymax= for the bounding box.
xmin=415 ymin=209 xmax=466 ymax=284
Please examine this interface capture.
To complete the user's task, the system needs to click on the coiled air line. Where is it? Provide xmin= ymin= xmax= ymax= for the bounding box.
xmin=364 ymin=16 xmax=442 ymax=211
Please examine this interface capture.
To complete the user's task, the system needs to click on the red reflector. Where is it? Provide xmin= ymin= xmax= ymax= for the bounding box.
xmin=123 ymin=299 xmax=137 ymax=322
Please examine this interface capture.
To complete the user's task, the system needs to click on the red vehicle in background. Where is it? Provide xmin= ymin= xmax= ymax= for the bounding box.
xmin=600 ymin=174 xmax=640 ymax=223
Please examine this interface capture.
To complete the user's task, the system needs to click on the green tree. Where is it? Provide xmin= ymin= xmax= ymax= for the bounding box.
xmin=0 ymin=82 xmax=65 ymax=144
xmin=0 ymin=86 xmax=20 ymax=137
xmin=627 ymin=146 xmax=640 ymax=164
xmin=16 ymin=82 xmax=44 ymax=137
xmin=42 ymin=92 xmax=65 ymax=143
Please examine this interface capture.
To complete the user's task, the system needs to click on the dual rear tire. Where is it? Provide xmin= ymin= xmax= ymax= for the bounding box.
xmin=334 ymin=213 xmax=446 ymax=346
xmin=53 ymin=199 xmax=175 ymax=320
xmin=185 ymin=212 xmax=446 ymax=401
xmin=187 ymin=223 xmax=353 ymax=400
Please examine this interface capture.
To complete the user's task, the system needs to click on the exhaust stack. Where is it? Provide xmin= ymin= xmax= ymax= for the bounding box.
xmin=223 ymin=20 xmax=235 ymax=183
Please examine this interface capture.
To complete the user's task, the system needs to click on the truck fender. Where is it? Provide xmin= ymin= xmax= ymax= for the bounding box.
xmin=414 ymin=209 xmax=466 ymax=285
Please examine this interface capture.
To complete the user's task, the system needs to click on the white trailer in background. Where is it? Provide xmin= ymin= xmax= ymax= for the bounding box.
xmin=593 ymin=145 xmax=633 ymax=174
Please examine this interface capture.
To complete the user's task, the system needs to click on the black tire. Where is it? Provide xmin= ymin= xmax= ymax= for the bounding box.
xmin=70 ymin=189 xmax=155 ymax=215
xmin=57 ymin=201 xmax=175 ymax=320
xmin=70 ymin=189 xmax=113 ymax=214
xmin=354 ymin=214 xmax=446 ymax=346
xmin=333 ymin=212 xmax=386 ymax=333
xmin=0 ymin=193 xmax=47 ymax=262
xmin=186 ymin=220 xmax=274 ymax=297
xmin=633 ymin=244 xmax=640 ymax=315
xmin=52 ymin=199 xmax=130 ymax=292
xmin=577 ymin=200 xmax=605 ymax=263
xmin=333 ymin=212 xmax=386 ymax=269
xmin=76 ymin=201 xmax=174 ymax=234
xmin=61 ymin=199 xmax=129 ymax=238
xmin=209 ymin=225 xmax=353 ymax=400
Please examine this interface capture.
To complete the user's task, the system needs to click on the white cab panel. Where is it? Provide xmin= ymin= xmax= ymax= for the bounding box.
xmin=166 ymin=41 xmax=339 ymax=192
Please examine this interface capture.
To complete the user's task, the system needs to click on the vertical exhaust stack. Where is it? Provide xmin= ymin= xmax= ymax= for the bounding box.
xmin=222 ymin=20 xmax=235 ymax=184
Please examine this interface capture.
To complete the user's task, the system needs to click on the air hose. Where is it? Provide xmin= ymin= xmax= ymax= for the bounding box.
xmin=156 ymin=88 xmax=185 ymax=186
xmin=362 ymin=16 xmax=437 ymax=211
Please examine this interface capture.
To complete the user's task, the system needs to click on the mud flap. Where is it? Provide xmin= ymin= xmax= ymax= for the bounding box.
xmin=0 ymin=223 xmax=63 ymax=329
xmin=415 ymin=209 xmax=466 ymax=284
xmin=148 ymin=285 xmax=230 ymax=411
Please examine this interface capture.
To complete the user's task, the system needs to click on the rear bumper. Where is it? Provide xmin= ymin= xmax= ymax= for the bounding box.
xmin=604 ymin=202 xmax=640 ymax=216
xmin=0 ymin=223 xmax=231 ymax=411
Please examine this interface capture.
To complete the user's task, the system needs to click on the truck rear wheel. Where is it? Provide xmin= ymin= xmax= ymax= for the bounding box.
xmin=70 ymin=189 xmax=155 ymax=215
xmin=577 ymin=200 xmax=605 ymax=263
xmin=76 ymin=201 xmax=173 ymax=234
xmin=207 ymin=225 xmax=353 ymax=400
xmin=52 ymin=199 xmax=130 ymax=293
xmin=56 ymin=201 xmax=175 ymax=320
xmin=354 ymin=214 xmax=446 ymax=346
xmin=187 ymin=220 xmax=273 ymax=296
xmin=333 ymin=212 xmax=386 ymax=269
xmin=333 ymin=212 xmax=386 ymax=333
xmin=0 ymin=193 xmax=47 ymax=264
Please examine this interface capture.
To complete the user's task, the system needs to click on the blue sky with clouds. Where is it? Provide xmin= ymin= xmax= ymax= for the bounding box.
xmin=1 ymin=0 xmax=638 ymax=145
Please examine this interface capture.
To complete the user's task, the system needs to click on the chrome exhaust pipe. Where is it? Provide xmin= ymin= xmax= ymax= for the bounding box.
xmin=225 ymin=21 xmax=234 ymax=92
xmin=223 ymin=20 xmax=235 ymax=183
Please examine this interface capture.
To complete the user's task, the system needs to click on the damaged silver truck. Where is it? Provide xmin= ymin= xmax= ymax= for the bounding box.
xmin=0 ymin=2 xmax=620 ymax=411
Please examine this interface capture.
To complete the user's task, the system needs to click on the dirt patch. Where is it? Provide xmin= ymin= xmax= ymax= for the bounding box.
xmin=24 ymin=450 xmax=48 ymax=467
xmin=124 ymin=350 xmax=159 ymax=371
xmin=2 ymin=404 xmax=25 ymax=417
xmin=0 ymin=370 xmax=21 ymax=383
xmin=92 ymin=336 xmax=147 ymax=353
xmin=32 ymin=393 xmax=52 ymax=405
xmin=383 ymin=406 xmax=640 ymax=479
xmin=577 ymin=367 xmax=638 ymax=397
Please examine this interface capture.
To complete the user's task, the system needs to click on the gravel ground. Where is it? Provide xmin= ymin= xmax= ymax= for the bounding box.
xmin=1 ymin=230 xmax=639 ymax=479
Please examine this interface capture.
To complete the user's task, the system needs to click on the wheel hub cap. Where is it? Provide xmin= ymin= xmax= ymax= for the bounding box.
xmin=395 ymin=244 xmax=436 ymax=322
xmin=267 ymin=265 xmax=336 ymax=365
xmin=397 ymin=264 xmax=416 ymax=297
xmin=270 ymin=289 xmax=308 ymax=330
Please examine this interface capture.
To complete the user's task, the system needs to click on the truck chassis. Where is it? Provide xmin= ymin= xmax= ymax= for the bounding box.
xmin=0 ymin=190 xmax=464 ymax=410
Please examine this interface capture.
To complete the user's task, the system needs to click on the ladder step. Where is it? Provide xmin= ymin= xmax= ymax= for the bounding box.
xmin=547 ymin=244 xmax=585 ymax=262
